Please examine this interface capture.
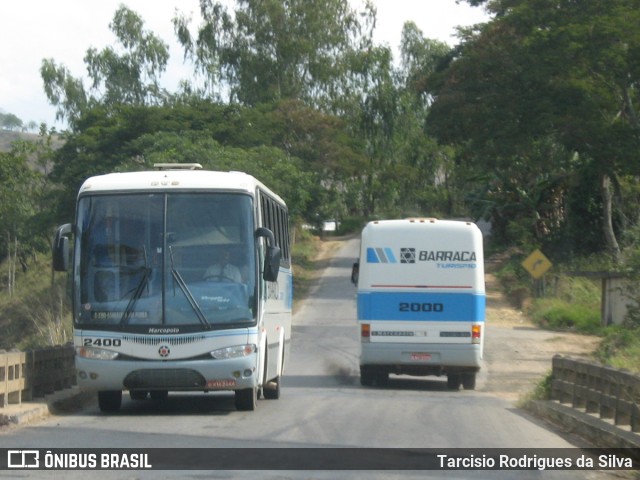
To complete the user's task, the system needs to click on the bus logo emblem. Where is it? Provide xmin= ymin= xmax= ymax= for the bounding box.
xmin=158 ymin=345 xmax=170 ymax=357
xmin=400 ymin=248 xmax=416 ymax=263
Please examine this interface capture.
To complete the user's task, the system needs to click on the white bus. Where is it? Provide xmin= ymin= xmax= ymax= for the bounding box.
xmin=352 ymin=218 xmax=485 ymax=390
xmin=53 ymin=164 xmax=292 ymax=412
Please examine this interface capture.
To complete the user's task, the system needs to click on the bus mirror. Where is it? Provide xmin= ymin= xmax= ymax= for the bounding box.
xmin=264 ymin=246 xmax=281 ymax=282
xmin=52 ymin=223 xmax=72 ymax=272
xmin=256 ymin=227 xmax=281 ymax=282
xmin=351 ymin=261 xmax=359 ymax=285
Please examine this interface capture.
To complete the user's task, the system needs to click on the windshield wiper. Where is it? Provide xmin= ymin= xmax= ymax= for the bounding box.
xmin=120 ymin=247 xmax=151 ymax=326
xmin=169 ymin=246 xmax=211 ymax=330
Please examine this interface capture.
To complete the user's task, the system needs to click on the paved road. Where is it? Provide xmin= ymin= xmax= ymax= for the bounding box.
xmin=0 ymin=238 xmax=619 ymax=479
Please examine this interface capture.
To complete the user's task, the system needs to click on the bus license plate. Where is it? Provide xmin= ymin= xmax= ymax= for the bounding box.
xmin=410 ymin=353 xmax=431 ymax=361
xmin=207 ymin=379 xmax=236 ymax=389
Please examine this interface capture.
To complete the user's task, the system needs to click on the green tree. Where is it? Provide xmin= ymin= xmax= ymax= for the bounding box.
xmin=0 ymin=112 xmax=24 ymax=131
xmin=0 ymin=141 xmax=49 ymax=294
xmin=172 ymin=0 xmax=375 ymax=107
xmin=41 ymin=5 xmax=170 ymax=127
xmin=341 ymin=23 xmax=459 ymax=219
xmin=49 ymin=101 xmax=343 ymax=224
xmin=396 ymin=23 xmax=458 ymax=217
xmin=429 ymin=0 xmax=640 ymax=257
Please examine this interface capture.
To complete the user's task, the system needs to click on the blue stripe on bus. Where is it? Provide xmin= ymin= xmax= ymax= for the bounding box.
xmin=282 ymin=270 xmax=293 ymax=310
xmin=367 ymin=248 xmax=380 ymax=263
xmin=357 ymin=291 xmax=485 ymax=322
xmin=384 ymin=248 xmax=397 ymax=263
xmin=366 ymin=247 xmax=398 ymax=263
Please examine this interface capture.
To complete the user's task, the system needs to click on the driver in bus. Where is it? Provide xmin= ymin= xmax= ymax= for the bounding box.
xmin=204 ymin=245 xmax=243 ymax=283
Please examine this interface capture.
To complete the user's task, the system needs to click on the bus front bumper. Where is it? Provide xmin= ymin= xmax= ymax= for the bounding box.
xmin=75 ymin=354 xmax=259 ymax=392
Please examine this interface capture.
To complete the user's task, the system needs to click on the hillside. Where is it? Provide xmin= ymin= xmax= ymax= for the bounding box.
xmin=0 ymin=129 xmax=64 ymax=153
xmin=0 ymin=130 xmax=37 ymax=151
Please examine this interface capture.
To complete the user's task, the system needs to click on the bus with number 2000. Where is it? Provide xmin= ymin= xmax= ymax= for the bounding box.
xmin=53 ymin=163 xmax=292 ymax=412
xmin=352 ymin=218 xmax=485 ymax=390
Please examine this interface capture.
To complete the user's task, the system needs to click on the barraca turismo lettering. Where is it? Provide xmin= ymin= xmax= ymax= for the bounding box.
xmin=418 ymin=251 xmax=476 ymax=262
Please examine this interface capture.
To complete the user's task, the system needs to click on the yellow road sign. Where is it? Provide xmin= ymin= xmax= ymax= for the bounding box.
xmin=522 ymin=249 xmax=552 ymax=279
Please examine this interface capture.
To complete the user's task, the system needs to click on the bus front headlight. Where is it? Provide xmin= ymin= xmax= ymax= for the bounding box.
xmin=210 ymin=344 xmax=256 ymax=360
xmin=76 ymin=346 xmax=119 ymax=360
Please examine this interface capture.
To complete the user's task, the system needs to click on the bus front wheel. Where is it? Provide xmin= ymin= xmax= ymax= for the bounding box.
xmin=98 ymin=390 xmax=122 ymax=412
xmin=150 ymin=390 xmax=168 ymax=401
xmin=129 ymin=390 xmax=148 ymax=400
xmin=235 ymin=387 xmax=257 ymax=411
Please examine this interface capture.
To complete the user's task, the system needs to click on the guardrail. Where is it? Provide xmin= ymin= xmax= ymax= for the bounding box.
xmin=551 ymin=354 xmax=640 ymax=432
xmin=0 ymin=345 xmax=75 ymax=408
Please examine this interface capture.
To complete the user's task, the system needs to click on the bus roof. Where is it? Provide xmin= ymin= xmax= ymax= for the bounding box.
xmin=363 ymin=218 xmax=480 ymax=233
xmin=78 ymin=168 xmax=285 ymax=204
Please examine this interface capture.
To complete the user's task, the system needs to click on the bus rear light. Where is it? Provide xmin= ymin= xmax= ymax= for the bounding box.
xmin=361 ymin=324 xmax=370 ymax=342
xmin=471 ymin=325 xmax=481 ymax=344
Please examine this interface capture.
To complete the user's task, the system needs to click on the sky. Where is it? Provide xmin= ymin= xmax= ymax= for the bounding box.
xmin=0 ymin=0 xmax=490 ymax=130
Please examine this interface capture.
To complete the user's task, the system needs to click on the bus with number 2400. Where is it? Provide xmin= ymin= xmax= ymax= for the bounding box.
xmin=53 ymin=163 xmax=292 ymax=412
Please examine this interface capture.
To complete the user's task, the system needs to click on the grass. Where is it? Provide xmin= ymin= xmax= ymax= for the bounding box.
xmin=495 ymin=254 xmax=640 ymax=375
xmin=0 ymin=255 xmax=71 ymax=350
xmin=525 ymin=277 xmax=640 ymax=373
xmin=529 ymin=298 xmax=603 ymax=335
xmin=519 ymin=371 xmax=554 ymax=404
xmin=606 ymin=339 xmax=640 ymax=371
xmin=291 ymin=229 xmax=327 ymax=311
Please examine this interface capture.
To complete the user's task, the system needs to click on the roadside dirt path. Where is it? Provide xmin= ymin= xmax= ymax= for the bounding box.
xmin=472 ymin=257 xmax=599 ymax=403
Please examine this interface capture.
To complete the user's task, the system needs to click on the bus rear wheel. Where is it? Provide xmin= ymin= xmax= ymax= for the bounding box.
xmin=263 ymin=377 xmax=281 ymax=400
xmin=98 ymin=390 xmax=122 ymax=412
xmin=360 ymin=366 xmax=375 ymax=386
xmin=462 ymin=373 xmax=476 ymax=390
xmin=446 ymin=374 xmax=461 ymax=390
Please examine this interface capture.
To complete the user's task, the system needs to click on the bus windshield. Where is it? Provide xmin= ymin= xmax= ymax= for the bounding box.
xmin=74 ymin=192 xmax=257 ymax=331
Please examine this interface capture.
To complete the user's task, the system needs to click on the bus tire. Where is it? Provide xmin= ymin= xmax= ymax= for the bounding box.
xmin=150 ymin=390 xmax=168 ymax=401
xmin=462 ymin=373 xmax=476 ymax=390
xmin=376 ymin=372 xmax=389 ymax=386
xmin=447 ymin=374 xmax=461 ymax=390
xmin=235 ymin=387 xmax=257 ymax=411
xmin=264 ymin=345 xmax=284 ymax=400
xmin=98 ymin=390 xmax=122 ymax=412
xmin=129 ymin=390 xmax=148 ymax=400
xmin=263 ymin=377 xmax=280 ymax=400
xmin=360 ymin=366 xmax=375 ymax=386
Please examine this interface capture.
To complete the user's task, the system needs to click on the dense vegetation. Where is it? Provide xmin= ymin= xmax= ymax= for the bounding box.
xmin=2 ymin=0 xmax=640 ymax=369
